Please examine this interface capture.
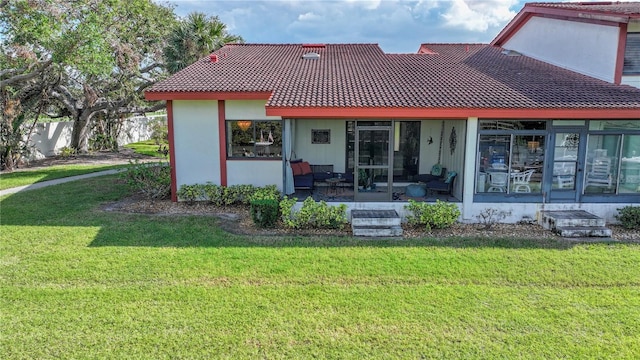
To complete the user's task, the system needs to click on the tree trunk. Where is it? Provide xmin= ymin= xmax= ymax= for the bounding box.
xmin=70 ymin=111 xmax=92 ymax=153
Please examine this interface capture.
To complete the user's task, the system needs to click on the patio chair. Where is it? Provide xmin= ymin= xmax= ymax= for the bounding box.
xmin=510 ymin=169 xmax=535 ymax=193
xmin=425 ymin=171 xmax=457 ymax=195
xmin=487 ymin=172 xmax=508 ymax=192
xmin=585 ymin=157 xmax=613 ymax=188
xmin=554 ymin=162 xmax=576 ymax=189
xmin=417 ymin=164 xmax=446 ymax=183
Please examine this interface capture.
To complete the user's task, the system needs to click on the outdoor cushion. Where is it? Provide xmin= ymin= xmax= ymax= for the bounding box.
xmin=291 ymin=162 xmax=303 ymax=176
xmin=444 ymin=171 xmax=457 ymax=184
xmin=431 ymin=164 xmax=443 ymax=176
xmin=417 ymin=166 xmax=447 ymax=183
xmin=300 ymin=161 xmax=312 ymax=175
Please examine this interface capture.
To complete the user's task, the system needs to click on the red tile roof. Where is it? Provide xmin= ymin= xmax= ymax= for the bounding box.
xmin=146 ymin=43 xmax=640 ymax=114
xmin=525 ymin=2 xmax=640 ymax=15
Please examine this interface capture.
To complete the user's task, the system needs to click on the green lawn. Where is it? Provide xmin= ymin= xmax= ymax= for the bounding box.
xmin=123 ymin=139 xmax=169 ymax=158
xmin=0 ymin=164 xmax=127 ymax=190
xmin=1 ymin=176 xmax=639 ymax=358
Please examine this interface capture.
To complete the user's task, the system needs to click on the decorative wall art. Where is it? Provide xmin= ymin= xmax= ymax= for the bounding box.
xmin=312 ymin=129 xmax=331 ymax=144
xmin=449 ymin=127 xmax=457 ymax=154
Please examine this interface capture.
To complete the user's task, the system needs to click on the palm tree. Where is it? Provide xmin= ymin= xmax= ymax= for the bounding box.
xmin=164 ymin=12 xmax=244 ymax=74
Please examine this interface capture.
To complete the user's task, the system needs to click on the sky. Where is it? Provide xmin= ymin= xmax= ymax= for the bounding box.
xmin=159 ymin=0 xmax=626 ymax=53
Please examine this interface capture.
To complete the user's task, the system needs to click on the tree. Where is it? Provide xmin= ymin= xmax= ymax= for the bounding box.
xmin=164 ymin=12 xmax=244 ymax=74
xmin=1 ymin=0 xmax=178 ymax=156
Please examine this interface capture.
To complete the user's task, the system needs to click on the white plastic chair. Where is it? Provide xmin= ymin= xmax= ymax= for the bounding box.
xmin=487 ymin=172 xmax=509 ymax=192
xmin=585 ymin=157 xmax=612 ymax=188
xmin=510 ymin=169 xmax=535 ymax=193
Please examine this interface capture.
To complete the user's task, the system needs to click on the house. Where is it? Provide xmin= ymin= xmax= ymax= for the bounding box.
xmin=145 ymin=3 xmax=640 ymax=223
xmin=492 ymin=1 xmax=640 ymax=88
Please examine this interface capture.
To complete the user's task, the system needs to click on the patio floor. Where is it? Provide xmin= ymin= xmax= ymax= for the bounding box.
xmin=292 ymin=183 xmax=458 ymax=203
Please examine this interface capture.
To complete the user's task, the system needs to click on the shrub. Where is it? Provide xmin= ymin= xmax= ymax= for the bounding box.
xmin=177 ymin=184 xmax=205 ymax=204
xmin=178 ymin=183 xmax=280 ymax=207
xmin=59 ymin=146 xmax=77 ymax=158
xmin=150 ymin=120 xmax=168 ymax=145
xmin=615 ymin=206 xmax=640 ymax=229
xmin=219 ymin=184 xmax=254 ymax=205
xmin=476 ymin=208 xmax=511 ymax=230
xmin=250 ymin=199 xmax=280 ymax=228
xmin=405 ymin=199 xmax=460 ymax=231
xmin=249 ymin=185 xmax=281 ymax=202
xmin=279 ymin=196 xmax=298 ymax=228
xmin=203 ymin=182 xmax=224 ymax=206
xmin=122 ymin=161 xmax=171 ymax=200
xmin=280 ymin=196 xmax=348 ymax=229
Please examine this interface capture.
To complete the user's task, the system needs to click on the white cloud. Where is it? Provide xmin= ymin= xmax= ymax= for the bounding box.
xmin=441 ymin=0 xmax=518 ymax=32
xmin=298 ymin=11 xmax=322 ymax=21
xmin=161 ymin=0 xmax=534 ymax=52
xmin=345 ymin=0 xmax=383 ymax=10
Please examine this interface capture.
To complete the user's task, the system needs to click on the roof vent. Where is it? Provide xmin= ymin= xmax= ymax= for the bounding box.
xmin=501 ymin=49 xmax=521 ymax=57
xmin=302 ymin=52 xmax=320 ymax=60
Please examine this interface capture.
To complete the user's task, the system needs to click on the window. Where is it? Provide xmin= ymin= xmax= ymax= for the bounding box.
xmin=620 ymin=135 xmax=640 ymax=194
xmin=585 ymin=120 xmax=640 ymax=195
xmin=476 ymin=120 xmax=546 ymax=195
xmin=623 ymin=33 xmax=640 ymax=75
xmin=226 ymin=120 xmax=282 ymax=158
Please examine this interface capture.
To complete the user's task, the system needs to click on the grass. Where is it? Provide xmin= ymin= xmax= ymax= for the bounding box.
xmin=0 ymin=164 xmax=127 ymax=190
xmin=123 ymin=140 xmax=168 ymax=158
xmin=1 ymin=176 xmax=640 ymax=358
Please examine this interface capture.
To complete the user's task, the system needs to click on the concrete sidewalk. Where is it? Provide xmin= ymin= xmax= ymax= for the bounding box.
xmin=0 ymin=169 xmax=124 ymax=197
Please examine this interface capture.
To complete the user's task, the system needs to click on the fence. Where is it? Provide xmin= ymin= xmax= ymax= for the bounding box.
xmin=26 ymin=114 xmax=167 ymax=159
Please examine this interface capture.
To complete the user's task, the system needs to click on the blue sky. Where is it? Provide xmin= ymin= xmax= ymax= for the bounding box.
xmin=160 ymin=0 xmax=612 ymax=53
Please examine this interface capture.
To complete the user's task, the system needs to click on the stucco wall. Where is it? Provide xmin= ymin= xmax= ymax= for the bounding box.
xmin=225 ymin=100 xmax=280 ymax=121
xmin=172 ymin=100 xmax=219 ymax=188
xmin=294 ymin=119 xmax=346 ymax=172
xmin=227 ymin=160 xmax=283 ymax=190
xmin=419 ymin=120 xmax=444 ymax=174
xmin=503 ymin=16 xmax=620 ymax=82
xmin=26 ymin=115 xmax=164 ymax=159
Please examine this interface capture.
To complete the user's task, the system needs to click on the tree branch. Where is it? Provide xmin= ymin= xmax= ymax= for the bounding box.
xmin=0 ymin=60 xmax=53 ymax=88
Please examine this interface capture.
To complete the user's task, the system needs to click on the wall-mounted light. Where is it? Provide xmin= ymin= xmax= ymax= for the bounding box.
xmin=237 ymin=120 xmax=252 ymax=131
xmin=428 ymin=136 xmax=433 ymax=145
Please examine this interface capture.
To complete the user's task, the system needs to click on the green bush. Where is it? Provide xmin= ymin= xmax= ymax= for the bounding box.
xmin=280 ymin=196 xmax=348 ymax=229
xmin=249 ymin=185 xmax=281 ymax=202
xmin=122 ymin=161 xmax=171 ymax=200
xmin=150 ymin=120 xmax=168 ymax=145
xmin=615 ymin=205 xmax=640 ymax=229
xmin=279 ymin=196 xmax=298 ymax=228
xmin=177 ymin=184 xmax=205 ymax=204
xmin=178 ymin=183 xmax=281 ymax=207
xmin=250 ymin=199 xmax=280 ymax=228
xmin=202 ymin=183 xmax=224 ymax=205
xmin=405 ymin=199 xmax=461 ymax=231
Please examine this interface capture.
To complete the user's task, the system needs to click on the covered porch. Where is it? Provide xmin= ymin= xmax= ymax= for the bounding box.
xmin=272 ymin=118 xmax=467 ymax=203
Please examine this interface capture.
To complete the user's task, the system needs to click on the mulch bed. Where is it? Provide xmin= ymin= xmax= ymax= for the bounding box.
xmin=102 ymin=196 xmax=640 ymax=241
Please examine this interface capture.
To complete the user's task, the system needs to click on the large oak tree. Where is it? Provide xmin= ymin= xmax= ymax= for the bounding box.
xmin=1 ymin=0 xmax=176 ymax=159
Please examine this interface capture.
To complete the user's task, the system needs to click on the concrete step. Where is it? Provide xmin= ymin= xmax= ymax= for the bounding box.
xmin=352 ymin=225 xmax=403 ymax=237
xmin=540 ymin=210 xmax=606 ymax=229
xmin=554 ymin=226 xmax=613 ymax=238
xmin=351 ymin=210 xmax=401 ymax=227
xmin=351 ymin=210 xmax=403 ymax=237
